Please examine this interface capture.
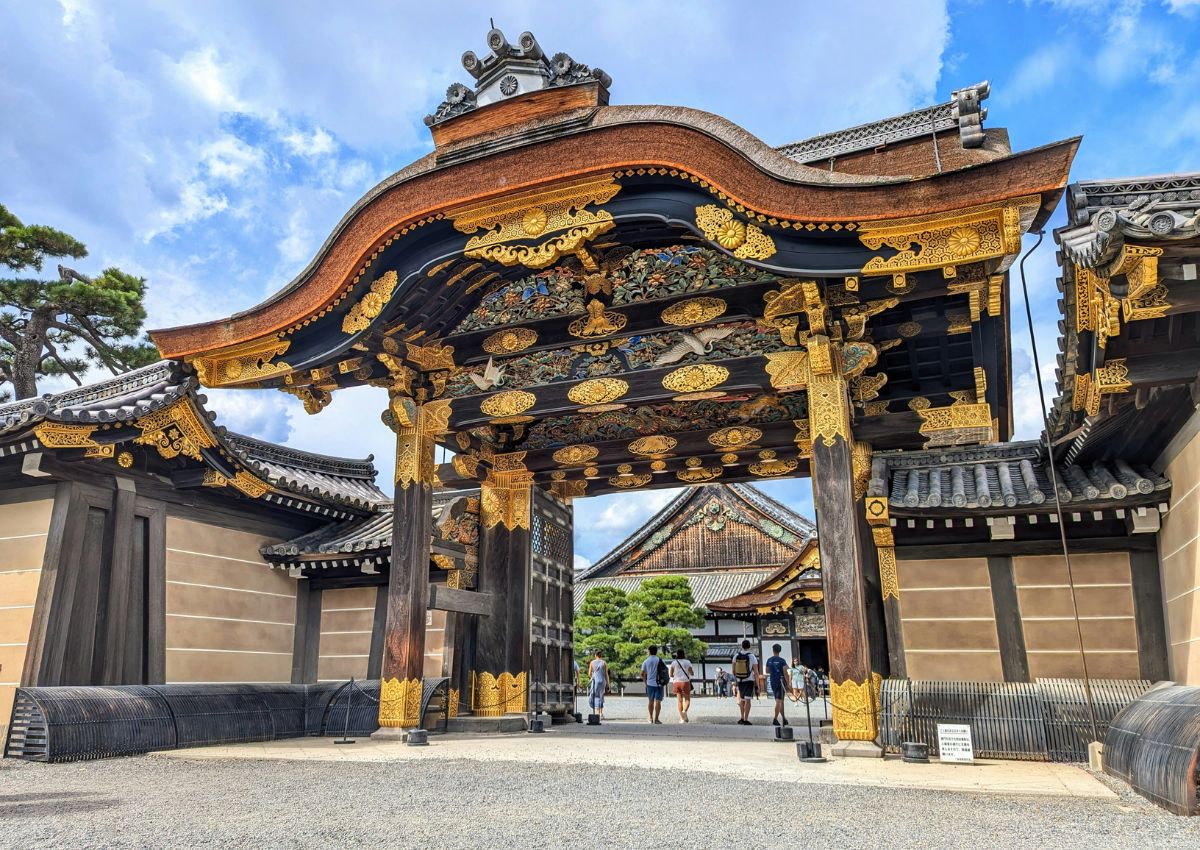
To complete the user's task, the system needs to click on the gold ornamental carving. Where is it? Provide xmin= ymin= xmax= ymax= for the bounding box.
xmin=342 ymin=270 xmax=398 ymax=334
xmin=480 ymin=390 xmax=536 ymax=418
xmin=764 ymin=350 xmax=809 ymax=391
xmin=629 ymin=435 xmax=678 ymax=456
xmin=83 ymin=443 xmax=114 ymax=458
xmin=133 ymin=399 xmax=217 ymax=462
xmin=379 ymin=676 xmax=423 ymax=727
xmin=858 ymin=196 xmax=1039 ymax=277
xmin=451 ymin=176 xmax=621 ymax=270
xmin=481 ymin=452 xmax=532 ymax=531
xmin=34 ymin=422 xmax=100 ymax=449
xmin=661 ymin=297 xmax=727 ymax=327
xmin=851 ymin=442 xmax=872 ymax=501
xmin=553 ymin=444 xmax=600 ymax=466
xmin=474 ymin=671 xmax=527 ymax=717
xmin=917 ymin=402 xmax=993 ymax=448
xmin=1073 ymin=358 xmax=1131 ymax=417
xmin=569 ymin=299 xmax=628 ymax=338
xmin=708 ymin=425 xmax=762 ymax=449
xmin=695 ymin=205 xmax=777 ymax=260
xmin=609 ymin=461 xmax=652 ymax=487
xmin=550 ymin=478 xmax=588 ymax=501
xmin=676 ymin=457 xmax=722 ymax=483
xmin=830 ymin=673 xmax=882 ymax=741
xmin=878 ymin=547 xmax=899 ymax=601
xmin=482 ymin=327 xmax=538 ymax=355
xmin=117 ymin=451 xmax=133 ymax=468
xmin=749 ymin=449 xmax=798 ymax=477
xmin=391 ymin=397 xmax=452 ymax=489
xmin=662 ymin=364 xmax=729 ymax=395
xmin=568 ymin=378 xmax=629 ymax=406
xmin=190 ymin=335 xmax=292 ymax=388
xmin=807 ymin=370 xmax=852 ymax=448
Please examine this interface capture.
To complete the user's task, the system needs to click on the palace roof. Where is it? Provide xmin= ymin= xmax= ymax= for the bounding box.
xmin=777 ymin=81 xmax=991 ymax=166
xmin=1049 ymin=171 xmax=1200 ymax=466
xmin=0 ymin=360 xmax=384 ymax=519
xmin=868 ymin=441 xmax=1169 ymax=514
xmin=578 ymin=483 xmax=816 ymax=580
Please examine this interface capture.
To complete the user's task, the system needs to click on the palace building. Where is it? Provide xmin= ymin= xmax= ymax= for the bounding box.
xmin=4 ymin=28 xmax=1199 ymax=753
xmin=575 ymin=483 xmax=825 ymax=686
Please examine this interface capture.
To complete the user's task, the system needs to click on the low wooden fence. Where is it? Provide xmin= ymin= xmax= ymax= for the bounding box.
xmin=879 ymin=678 xmax=1151 ymax=762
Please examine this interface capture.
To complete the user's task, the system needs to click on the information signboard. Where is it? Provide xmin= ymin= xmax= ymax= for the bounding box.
xmin=936 ymin=723 xmax=975 ymax=763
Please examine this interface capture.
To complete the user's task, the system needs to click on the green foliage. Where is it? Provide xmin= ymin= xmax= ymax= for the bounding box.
xmin=574 ymin=585 xmax=629 ymax=677
xmin=0 ymin=203 xmax=158 ymax=399
xmin=616 ymin=575 xmax=707 ymax=674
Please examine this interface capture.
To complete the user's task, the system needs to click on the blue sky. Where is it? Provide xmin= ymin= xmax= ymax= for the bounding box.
xmin=3 ymin=0 xmax=1198 ymax=568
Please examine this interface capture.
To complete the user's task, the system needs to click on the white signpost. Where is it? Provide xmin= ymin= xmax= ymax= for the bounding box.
xmin=936 ymin=723 xmax=975 ymax=763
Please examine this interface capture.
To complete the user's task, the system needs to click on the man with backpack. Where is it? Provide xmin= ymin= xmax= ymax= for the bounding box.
xmin=640 ymin=645 xmax=668 ymax=724
xmin=731 ymin=639 xmax=762 ymax=726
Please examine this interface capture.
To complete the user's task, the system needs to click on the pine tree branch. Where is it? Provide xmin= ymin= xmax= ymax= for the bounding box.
xmin=41 ymin=339 xmax=84 ymax=386
xmin=48 ymin=319 xmax=122 ymax=373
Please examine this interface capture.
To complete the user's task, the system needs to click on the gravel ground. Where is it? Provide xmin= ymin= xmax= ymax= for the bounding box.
xmin=3 ymin=754 xmax=1198 ymax=849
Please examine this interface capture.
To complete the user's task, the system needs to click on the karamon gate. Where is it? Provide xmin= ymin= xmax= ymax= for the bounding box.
xmin=151 ymin=29 xmax=1077 ymax=741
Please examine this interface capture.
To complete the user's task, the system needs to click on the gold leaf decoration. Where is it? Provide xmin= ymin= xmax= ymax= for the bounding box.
xmin=696 ymin=205 xmax=776 ymax=260
xmin=568 ymin=299 xmax=628 ymax=338
xmin=661 ymin=297 xmax=727 ymax=327
xmin=764 ymin=351 xmax=809 ymax=391
xmin=629 ymin=435 xmax=678 ymax=456
xmin=749 ymin=449 xmax=799 ymax=477
xmin=858 ymin=196 xmax=1039 ymax=276
xmin=568 ymin=378 xmax=628 ymax=406
xmin=482 ymin=327 xmax=538 ymax=355
xmin=480 ymin=390 xmax=536 ymax=418
xmin=708 ymin=426 xmax=762 ymax=449
xmin=342 ymin=271 xmax=398 ymax=334
xmin=451 ymin=177 xmax=620 ymax=270
xmin=553 ymin=444 xmax=599 ymax=466
xmin=662 ymin=364 xmax=729 ymax=394
xmin=473 ymin=671 xmax=527 ymax=717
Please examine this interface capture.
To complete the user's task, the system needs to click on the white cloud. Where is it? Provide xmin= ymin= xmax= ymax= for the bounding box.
xmin=573 ymin=554 xmax=591 ymax=572
xmin=170 ymin=46 xmax=248 ymax=113
xmin=283 ymin=127 xmax=337 ymax=158
xmin=201 ymin=135 xmax=266 ymax=182
xmin=204 ymin=388 xmax=296 ymax=444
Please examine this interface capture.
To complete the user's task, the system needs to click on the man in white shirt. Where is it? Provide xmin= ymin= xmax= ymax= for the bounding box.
xmin=640 ymin=645 xmax=666 ymax=724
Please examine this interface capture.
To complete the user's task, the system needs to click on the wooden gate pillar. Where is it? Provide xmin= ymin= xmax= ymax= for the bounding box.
xmin=377 ymin=394 xmax=450 ymax=729
xmin=805 ymin=335 xmax=881 ymax=743
xmin=473 ymin=452 xmax=533 ymax=716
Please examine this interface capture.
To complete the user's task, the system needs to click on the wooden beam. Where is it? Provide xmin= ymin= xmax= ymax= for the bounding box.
xmin=1129 ymin=549 xmax=1169 ymax=682
xmin=291 ymin=581 xmax=322 ymax=684
xmin=987 ymin=556 xmax=1030 ymax=683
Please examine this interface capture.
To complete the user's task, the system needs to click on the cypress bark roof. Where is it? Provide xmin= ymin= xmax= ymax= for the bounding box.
xmin=579 ymin=483 xmax=815 ymax=580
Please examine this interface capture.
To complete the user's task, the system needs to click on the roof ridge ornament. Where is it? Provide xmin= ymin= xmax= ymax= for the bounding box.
xmin=425 ymin=27 xmax=612 ymax=127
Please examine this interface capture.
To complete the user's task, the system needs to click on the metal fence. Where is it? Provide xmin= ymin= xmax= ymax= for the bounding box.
xmin=1104 ymin=684 xmax=1200 ymax=816
xmin=879 ymin=678 xmax=1151 ymax=762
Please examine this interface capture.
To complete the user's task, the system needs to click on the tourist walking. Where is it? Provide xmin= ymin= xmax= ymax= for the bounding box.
xmin=587 ymin=650 xmax=608 ymax=718
xmin=765 ymin=644 xmax=789 ymax=727
xmin=731 ymin=639 xmax=762 ymax=726
xmin=669 ymin=648 xmax=695 ymax=722
xmin=790 ymin=657 xmax=807 ymax=703
xmin=640 ymin=645 xmax=667 ymax=724
xmin=715 ymin=668 xmax=728 ymax=698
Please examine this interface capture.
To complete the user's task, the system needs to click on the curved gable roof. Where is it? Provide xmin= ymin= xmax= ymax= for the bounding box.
xmin=579 ymin=483 xmax=815 ymax=580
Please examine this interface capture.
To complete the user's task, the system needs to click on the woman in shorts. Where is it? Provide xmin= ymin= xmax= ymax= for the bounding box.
xmin=669 ymin=648 xmax=695 ymax=723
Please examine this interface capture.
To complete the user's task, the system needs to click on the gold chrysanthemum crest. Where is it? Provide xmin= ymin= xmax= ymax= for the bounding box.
xmin=480 ymin=390 xmax=536 ymax=418
xmin=568 ymin=378 xmax=628 ymax=406
xmin=662 ymin=364 xmax=729 ymax=394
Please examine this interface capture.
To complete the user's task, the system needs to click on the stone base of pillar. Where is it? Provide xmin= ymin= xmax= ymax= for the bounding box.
xmin=831 ymin=739 xmax=884 ymax=759
xmin=369 ymin=727 xmax=409 ymax=741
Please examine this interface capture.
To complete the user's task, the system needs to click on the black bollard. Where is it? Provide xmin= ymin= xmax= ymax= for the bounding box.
xmin=799 ymin=689 xmax=826 ymax=763
xmin=334 ymin=678 xmax=356 ymax=745
xmin=406 ymin=728 xmax=429 ymax=746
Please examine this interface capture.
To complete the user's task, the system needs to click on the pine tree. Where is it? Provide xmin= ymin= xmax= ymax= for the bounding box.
xmin=618 ymin=575 xmax=707 ymax=672
xmin=574 ymin=585 xmax=630 ymax=678
xmin=0 ymin=203 xmax=158 ymax=400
